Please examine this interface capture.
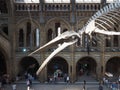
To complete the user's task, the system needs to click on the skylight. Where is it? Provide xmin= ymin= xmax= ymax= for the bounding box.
xmin=76 ymin=0 xmax=101 ymax=3
xmin=15 ymin=0 xmax=40 ymax=3
xmin=44 ymin=0 xmax=70 ymax=3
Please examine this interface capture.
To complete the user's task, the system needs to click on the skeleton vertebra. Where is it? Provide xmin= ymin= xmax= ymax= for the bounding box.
xmin=29 ymin=1 xmax=120 ymax=75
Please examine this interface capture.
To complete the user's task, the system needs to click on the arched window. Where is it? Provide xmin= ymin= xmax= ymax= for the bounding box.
xmin=34 ymin=28 xmax=40 ymax=47
xmin=55 ymin=23 xmax=60 ymax=37
xmin=26 ymin=22 xmax=31 ymax=47
xmin=84 ymin=34 xmax=89 ymax=48
xmin=47 ymin=29 xmax=53 ymax=42
xmin=106 ymin=35 xmax=111 ymax=47
xmin=19 ymin=29 xmax=24 ymax=47
xmin=91 ymin=33 xmax=97 ymax=47
xmin=63 ymin=29 xmax=68 ymax=33
xmin=113 ymin=35 xmax=119 ymax=47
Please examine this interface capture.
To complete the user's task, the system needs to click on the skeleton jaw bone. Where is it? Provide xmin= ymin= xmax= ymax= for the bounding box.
xmin=28 ymin=30 xmax=80 ymax=75
xmin=28 ymin=30 xmax=80 ymax=56
xmin=36 ymin=39 xmax=78 ymax=75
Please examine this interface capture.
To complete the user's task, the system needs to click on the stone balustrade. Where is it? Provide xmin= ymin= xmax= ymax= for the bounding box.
xmin=15 ymin=3 xmax=102 ymax=11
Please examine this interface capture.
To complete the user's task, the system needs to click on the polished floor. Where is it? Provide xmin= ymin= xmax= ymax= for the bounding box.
xmin=3 ymin=84 xmax=110 ymax=90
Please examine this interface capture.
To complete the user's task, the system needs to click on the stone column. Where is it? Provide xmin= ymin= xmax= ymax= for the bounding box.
xmin=37 ymin=24 xmax=47 ymax=82
xmin=100 ymin=35 xmax=105 ymax=82
xmin=70 ymin=25 xmax=76 ymax=83
xmin=8 ymin=17 xmax=16 ymax=79
xmin=96 ymin=58 xmax=102 ymax=81
xmin=70 ymin=0 xmax=76 ymax=82
xmin=7 ymin=0 xmax=17 ymax=79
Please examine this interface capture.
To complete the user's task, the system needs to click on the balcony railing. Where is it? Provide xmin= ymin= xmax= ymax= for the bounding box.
xmin=15 ymin=3 xmax=102 ymax=12
xmin=43 ymin=3 xmax=71 ymax=11
xmin=15 ymin=3 xmax=40 ymax=11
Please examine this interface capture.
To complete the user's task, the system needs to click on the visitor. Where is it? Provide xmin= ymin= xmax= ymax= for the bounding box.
xmin=105 ymin=79 xmax=109 ymax=87
xmin=66 ymin=75 xmax=70 ymax=83
xmin=0 ymin=80 xmax=1 ymax=90
xmin=64 ymin=74 xmax=67 ymax=82
xmin=84 ymin=80 xmax=86 ymax=85
xmin=98 ymin=84 xmax=103 ymax=90
xmin=103 ymin=77 xmax=106 ymax=85
xmin=111 ymin=82 xmax=117 ymax=90
xmin=12 ymin=83 xmax=16 ymax=90
xmin=118 ymin=75 xmax=120 ymax=84
xmin=26 ymin=79 xmax=31 ymax=90
xmin=83 ymin=80 xmax=86 ymax=90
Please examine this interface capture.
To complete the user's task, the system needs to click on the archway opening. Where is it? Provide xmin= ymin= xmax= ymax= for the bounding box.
xmin=106 ymin=57 xmax=120 ymax=80
xmin=19 ymin=57 xmax=39 ymax=79
xmin=76 ymin=57 xmax=97 ymax=82
xmin=47 ymin=57 xmax=68 ymax=82
xmin=0 ymin=51 xmax=7 ymax=77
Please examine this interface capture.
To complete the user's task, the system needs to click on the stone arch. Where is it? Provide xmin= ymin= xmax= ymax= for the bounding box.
xmin=47 ymin=56 xmax=68 ymax=81
xmin=44 ymin=17 xmax=71 ymax=44
xmin=16 ymin=18 xmax=40 ymax=28
xmin=106 ymin=56 xmax=120 ymax=77
xmin=18 ymin=56 xmax=39 ymax=79
xmin=45 ymin=17 xmax=71 ymax=31
xmin=76 ymin=56 xmax=97 ymax=81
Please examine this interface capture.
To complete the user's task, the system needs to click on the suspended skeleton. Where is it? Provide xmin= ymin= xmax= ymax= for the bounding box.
xmin=29 ymin=1 xmax=120 ymax=75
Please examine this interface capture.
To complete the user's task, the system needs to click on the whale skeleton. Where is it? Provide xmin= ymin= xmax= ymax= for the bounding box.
xmin=28 ymin=1 xmax=120 ymax=75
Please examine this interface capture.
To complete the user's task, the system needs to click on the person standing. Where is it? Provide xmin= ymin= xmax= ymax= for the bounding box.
xmin=0 ymin=80 xmax=1 ymax=90
xmin=83 ymin=80 xmax=86 ymax=90
xmin=98 ymin=84 xmax=103 ymax=90
xmin=12 ymin=83 xmax=16 ymax=90
xmin=118 ymin=76 xmax=120 ymax=84
xmin=26 ymin=79 xmax=30 ymax=90
xmin=66 ymin=75 xmax=70 ymax=83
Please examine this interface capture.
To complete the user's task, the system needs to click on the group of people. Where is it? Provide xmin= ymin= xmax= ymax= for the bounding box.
xmin=25 ymin=72 xmax=33 ymax=89
xmin=0 ymin=74 xmax=10 ymax=90
xmin=103 ymin=76 xmax=120 ymax=90
xmin=47 ymin=73 xmax=70 ymax=83
xmin=0 ymin=74 xmax=17 ymax=90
